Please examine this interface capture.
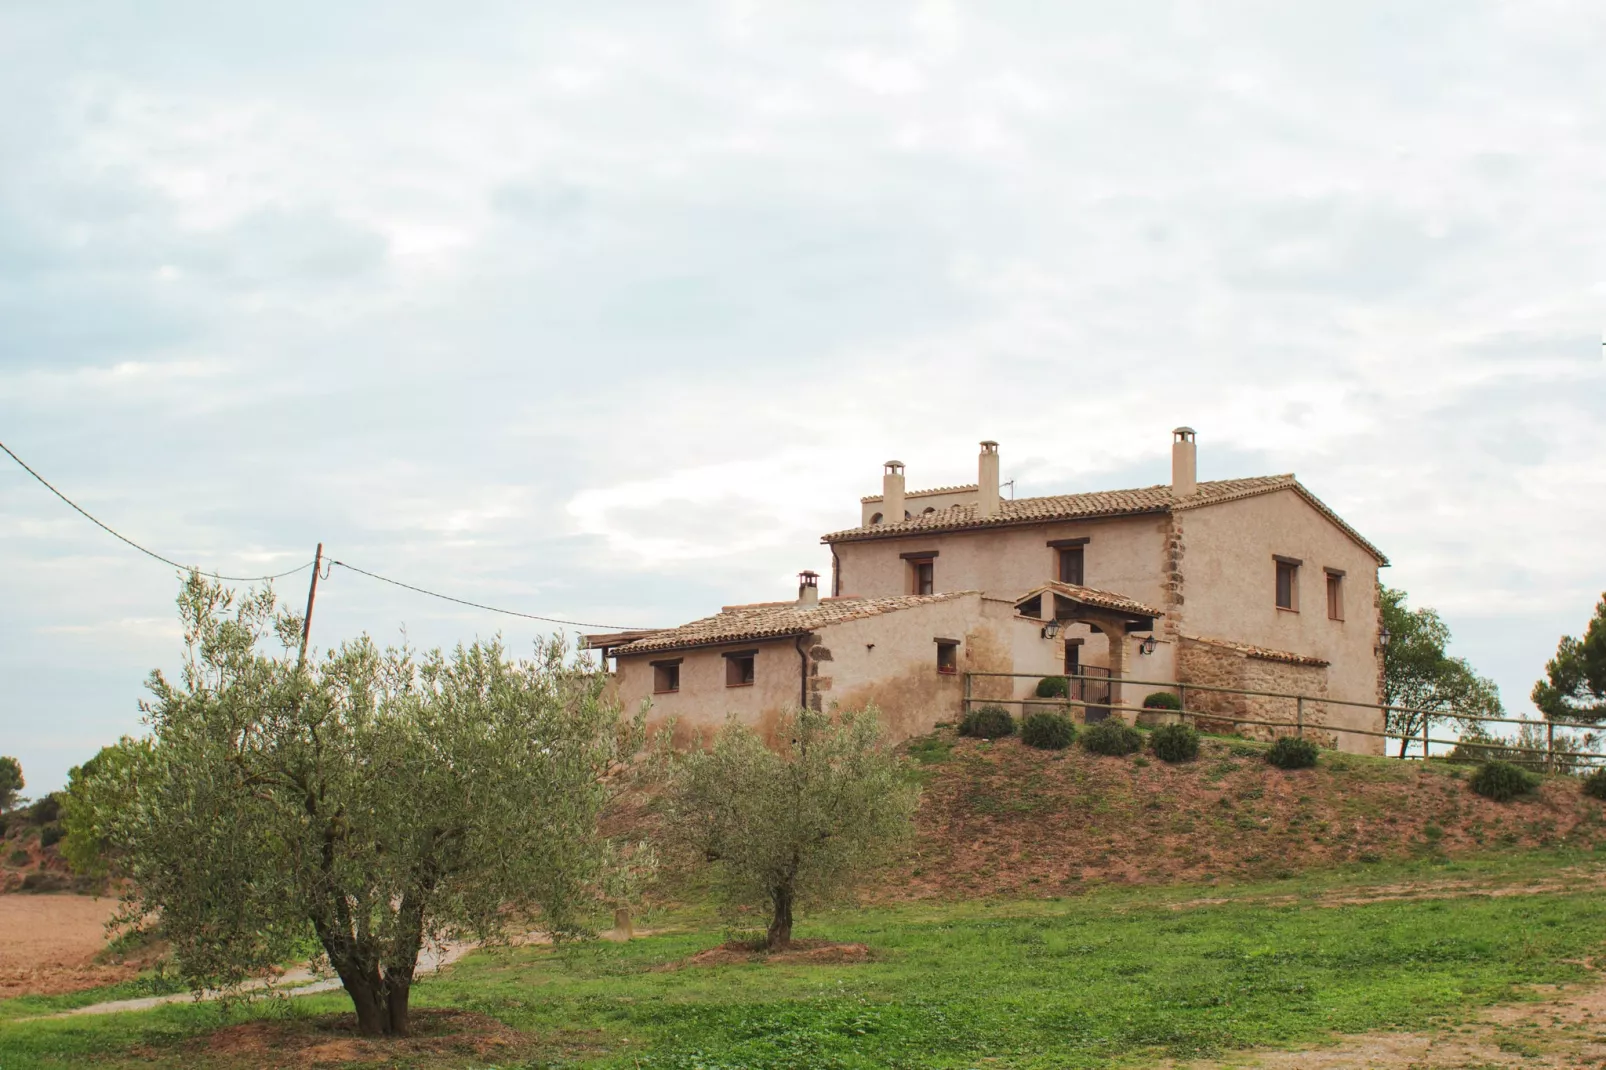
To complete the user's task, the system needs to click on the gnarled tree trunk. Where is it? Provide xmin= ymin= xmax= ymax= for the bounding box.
xmin=767 ymin=881 xmax=794 ymax=950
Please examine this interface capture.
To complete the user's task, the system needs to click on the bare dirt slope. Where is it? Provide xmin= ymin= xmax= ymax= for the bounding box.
xmin=884 ymin=730 xmax=1605 ymax=899
xmin=0 ymin=894 xmax=132 ymax=998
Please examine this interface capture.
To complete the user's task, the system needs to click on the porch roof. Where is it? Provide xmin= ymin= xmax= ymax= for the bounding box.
xmin=1014 ymin=581 xmax=1164 ymax=625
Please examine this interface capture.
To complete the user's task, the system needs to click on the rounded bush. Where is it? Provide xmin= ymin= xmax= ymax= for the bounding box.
xmin=1143 ymin=691 xmax=1182 ymax=711
xmin=1469 ymin=760 xmax=1540 ymax=802
xmin=1149 ymin=722 xmax=1200 ymax=763
xmin=959 ymin=705 xmax=1015 ymax=740
xmin=1266 ymin=736 xmax=1320 ymax=770
xmin=1035 ymin=676 xmax=1070 ymax=699
xmin=39 ymin=824 xmax=64 ymax=849
xmin=1082 ymin=719 xmax=1143 ymax=757
xmin=1582 ymin=768 xmax=1606 ymax=801
xmin=1021 ymin=713 xmax=1076 ymax=750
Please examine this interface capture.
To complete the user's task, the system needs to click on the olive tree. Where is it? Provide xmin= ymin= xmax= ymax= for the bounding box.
xmin=660 ymin=706 xmax=918 ymax=950
xmin=100 ymin=573 xmax=639 ymax=1037
xmin=60 ymin=737 xmax=152 ymax=879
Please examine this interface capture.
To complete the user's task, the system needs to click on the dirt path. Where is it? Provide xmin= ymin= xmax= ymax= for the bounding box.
xmin=1170 ymin=982 xmax=1606 ymax=1068
xmin=1164 ymin=866 xmax=1606 ymax=913
xmin=0 ymin=894 xmax=133 ymax=998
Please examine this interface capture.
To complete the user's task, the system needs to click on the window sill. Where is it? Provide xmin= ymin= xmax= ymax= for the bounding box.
xmin=1328 ymin=616 xmax=1345 ymax=623
xmin=653 ymin=689 xmax=679 ymax=695
xmin=725 ymin=682 xmax=754 ymax=689
xmin=937 ymin=668 xmax=957 ymax=676
xmin=1276 ymin=606 xmax=1299 ymax=614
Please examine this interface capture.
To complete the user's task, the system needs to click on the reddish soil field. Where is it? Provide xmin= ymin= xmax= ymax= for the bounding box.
xmin=883 ymin=730 xmax=1606 ymax=899
xmin=0 ymin=893 xmax=133 ymax=998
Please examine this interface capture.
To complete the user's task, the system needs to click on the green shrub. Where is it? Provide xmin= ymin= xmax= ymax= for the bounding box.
xmin=1035 ymin=676 xmax=1070 ymax=699
xmin=7 ymin=848 xmax=28 ymax=867
xmin=1266 ymin=736 xmax=1320 ymax=770
xmin=1469 ymin=760 xmax=1540 ymax=802
xmin=1021 ymin=713 xmax=1076 ymax=750
xmin=39 ymin=824 xmax=64 ymax=849
xmin=1582 ymin=768 xmax=1606 ymax=801
xmin=1150 ymin=723 xmax=1200 ymax=763
xmin=1143 ymin=691 xmax=1182 ymax=711
xmin=1082 ymin=719 xmax=1142 ymax=757
xmin=27 ymin=795 xmax=61 ymax=825
xmin=959 ymin=705 xmax=1015 ymax=740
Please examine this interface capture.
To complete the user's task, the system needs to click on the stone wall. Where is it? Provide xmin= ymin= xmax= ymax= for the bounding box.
xmin=1177 ymin=636 xmax=1337 ymax=747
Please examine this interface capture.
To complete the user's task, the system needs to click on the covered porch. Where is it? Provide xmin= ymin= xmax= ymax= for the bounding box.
xmin=1013 ymin=582 xmax=1163 ymax=721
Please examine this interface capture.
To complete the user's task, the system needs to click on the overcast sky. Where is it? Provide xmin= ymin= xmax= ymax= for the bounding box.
xmin=3 ymin=1 xmax=1604 ymax=792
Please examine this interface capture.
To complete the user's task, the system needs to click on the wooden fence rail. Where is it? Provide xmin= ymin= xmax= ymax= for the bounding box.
xmin=961 ymin=671 xmax=1603 ymax=772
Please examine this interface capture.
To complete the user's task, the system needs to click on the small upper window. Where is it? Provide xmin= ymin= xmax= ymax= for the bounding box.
xmin=911 ymin=558 xmax=935 ymax=596
xmin=653 ymin=660 xmax=681 ymax=693
xmin=923 ymin=506 xmax=936 ymax=514
xmin=936 ymin=640 xmax=958 ymax=674
xmin=1325 ymin=570 xmax=1344 ymax=621
xmin=869 ymin=512 xmax=883 ymax=525
xmin=725 ymin=651 xmax=756 ymax=687
xmin=1058 ymin=546 xmax=1085 ymax=586
xmin=1275 ymin=556 xmax=1301 ymax=611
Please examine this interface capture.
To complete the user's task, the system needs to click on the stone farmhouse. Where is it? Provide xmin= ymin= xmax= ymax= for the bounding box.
xmin=587 ymin=429 xmax=1390 ymax=754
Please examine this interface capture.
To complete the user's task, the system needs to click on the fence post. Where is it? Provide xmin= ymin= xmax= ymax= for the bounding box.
xmin=1421 ymin=716 xmax=1430 ymax=761
xmin=963 ymin=672 xmax=972 ymax=718
xmin=1296 ymin=696 xmax=1304 ymax=739
xmin=1547 ymin=719 xmax=1555 ymax=774
xmin=1179 ymin=684 xmax=1188 ymax=725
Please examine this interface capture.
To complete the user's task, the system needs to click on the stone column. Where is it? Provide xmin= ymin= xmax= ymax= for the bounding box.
xmin=1105 ymin=620 xmax=1128 ymax=721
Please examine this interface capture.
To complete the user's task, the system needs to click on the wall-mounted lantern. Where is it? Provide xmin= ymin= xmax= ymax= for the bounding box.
xmin=1041 ymin=619 xmax=1062 ymax=639
xmin=1138 ymin=635 xmax=1158 ymax=656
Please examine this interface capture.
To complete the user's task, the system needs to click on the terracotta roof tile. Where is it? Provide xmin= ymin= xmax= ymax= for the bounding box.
xmin=1181 ymin=634 xmax=1330 ymax=668
xmin=1017 ymin=581 xmax=1164 ymax=620
xmin=824 ymin=475 xmax=1388 ymax=564
xmin=861 ymin=483 xmax=979 ymax=503
xmin=609 ymin=592 xmax=975 ymax=656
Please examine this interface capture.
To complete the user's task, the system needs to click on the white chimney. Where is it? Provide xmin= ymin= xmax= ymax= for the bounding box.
xmin=977 ymin=441 xmax=1000 ymax=517
xmin=881 ymin=461 xmax=905 ymax=522
xmin=1172 ymin=427 xmax=1197 ymax=497
xmin=797 ymin=570 xmax=820 ymax=607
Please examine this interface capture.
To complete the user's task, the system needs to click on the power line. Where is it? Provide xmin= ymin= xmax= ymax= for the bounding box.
xmin=329 ymin=559 xmax=652 ymax=631
xmin=0 ymin=438 xmax=314 ymax=582
xmin=1 ymin=436 xmax=655 ymax=632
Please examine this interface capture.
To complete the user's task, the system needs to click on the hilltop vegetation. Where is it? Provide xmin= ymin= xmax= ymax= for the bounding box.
xmin=885 ymin=726 xmax=1604 ymax=899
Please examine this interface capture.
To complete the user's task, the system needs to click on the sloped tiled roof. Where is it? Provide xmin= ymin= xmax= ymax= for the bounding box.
xmin=1181 ymin=634 xmax=1330 ymax=668
xmin=824 ymin=475 xmax=1388 ymax=564
xmin=609 ymin=592 xmax=975 ymax=656
xmin=1015 ymin=581 xmax=1164 ymax=620
xmin=861 ymin=483 xmax=979 ymax=504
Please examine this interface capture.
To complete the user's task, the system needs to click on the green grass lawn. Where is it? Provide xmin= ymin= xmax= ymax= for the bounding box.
xmin=3 ymin=851 xmax=1604 ymax=1069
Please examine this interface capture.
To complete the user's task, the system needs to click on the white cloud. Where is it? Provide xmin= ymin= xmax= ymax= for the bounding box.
xmin=4 ymin=0 xmax=1606 ymax=791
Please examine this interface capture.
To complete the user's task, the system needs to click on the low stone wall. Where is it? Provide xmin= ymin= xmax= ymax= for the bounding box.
xmin=1177 ymin=637 xmax=1337 ymax=747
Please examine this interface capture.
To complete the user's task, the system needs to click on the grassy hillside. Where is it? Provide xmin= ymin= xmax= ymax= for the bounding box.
xmin=885 ymin=727 xmax=1604 ymax=899
xmin=3 ymin=853 xmax=1604 ymax=1068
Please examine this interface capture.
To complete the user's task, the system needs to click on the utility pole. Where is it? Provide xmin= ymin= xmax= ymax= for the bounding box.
xmin=298 ymin=543 xmax=324 ymax=669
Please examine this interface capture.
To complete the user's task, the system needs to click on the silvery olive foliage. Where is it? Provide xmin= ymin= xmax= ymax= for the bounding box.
xmin=659 ymin=706 xmax=918 ymax=950
xmin=100 ymin=573 xmax=642 ymax=1037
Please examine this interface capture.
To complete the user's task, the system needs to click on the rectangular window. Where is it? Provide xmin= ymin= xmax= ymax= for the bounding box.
xmin=1058 ymin=546 xmax=1085 ymax=586
xmin=1325 ymin=569 xmax=1345 ymax=621
xmin=911 ymin=558 xmax=935 ymax=596
xmin=652 ymin=660 xmax=681 ymax=693
xmin=723 ymin=650 xmax=756 ymax=687
xmin=936 ymin=639 xmax=958 ymax=675
xmin=1274 ymin=555 xmax=1301 ymax=611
